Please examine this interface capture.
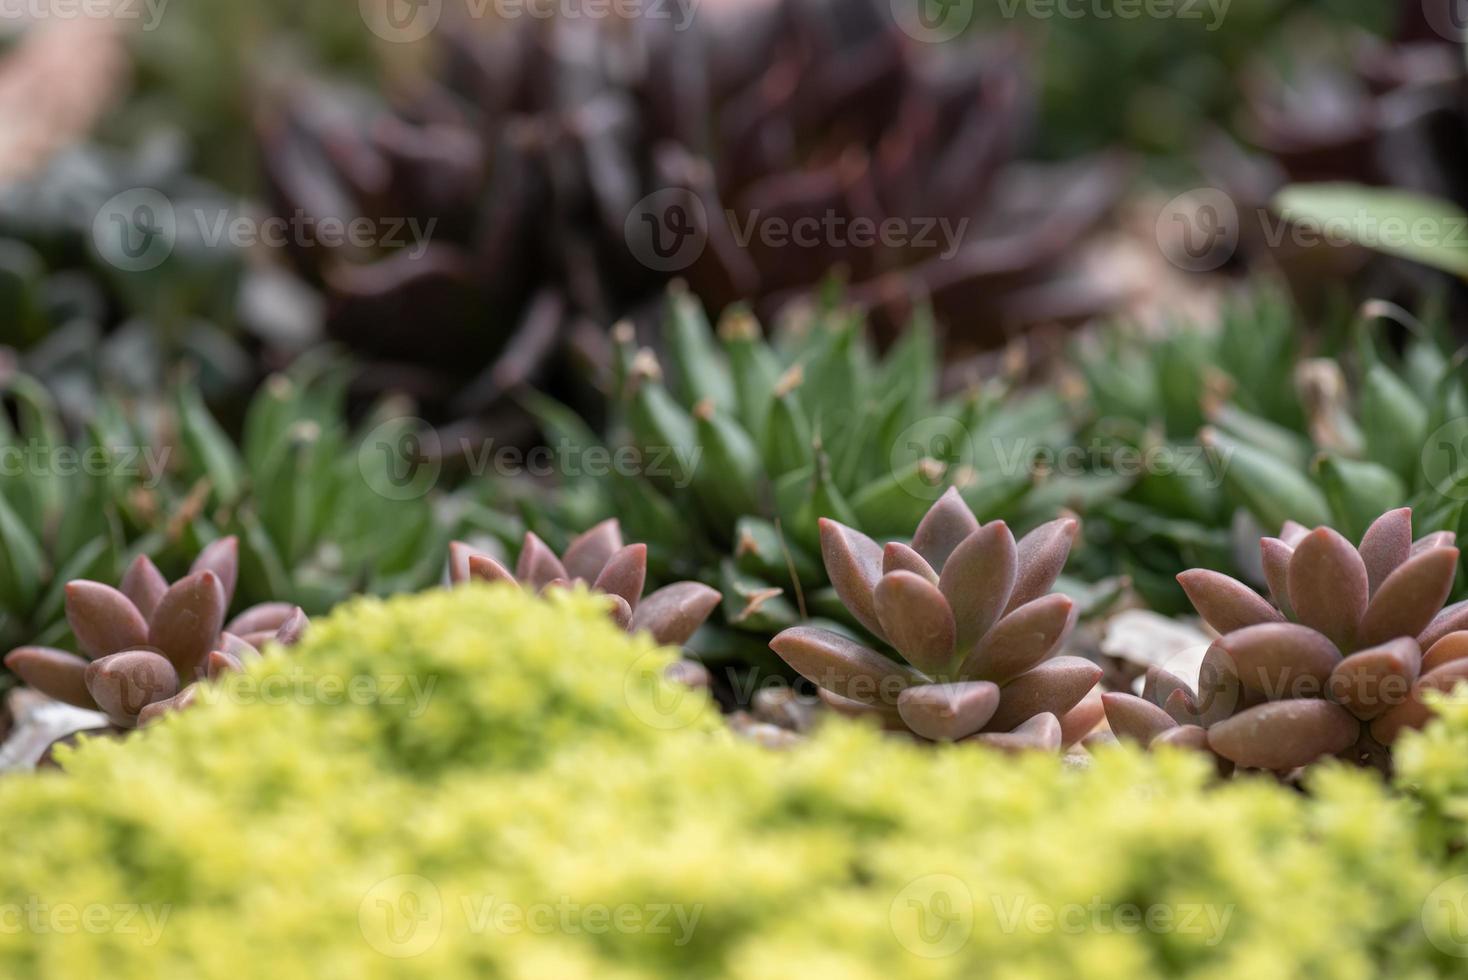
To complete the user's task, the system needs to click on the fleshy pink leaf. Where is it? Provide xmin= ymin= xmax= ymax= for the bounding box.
xmin=960 ymin=593 xmax=1075 ymax=684
xmin=819 ymin=518 xmax=886 ymax=642
xmin=1358 ymin=507 xmax=1412 ymax=596
xmin=873 ymin=571 xmax=956 ymax=673
xmin=4 ymin=646 xmax=98 ymax=710
xmin=1259 ymin=538 xmax=1295 ymax=618
xmin=1423 ymin=631 xmax=1468 ymax=673
xmin=1212 ymin=622 xmax=1342 ymax=701
xmin=65 ymin=581 xmax=149 ymax=659
xmin=629 ymin=582 xmax=721 ymax=647
xmin=467 ymin=554 xmax=517 ymax=587
xmin=896 ymin=681 xmax=999 ymax=741
xmin=938 ymin=521 xmax=1017 ymax=655
xmin=1287 ymin=527 xmax=1368 ymax=651
xmin=148 ymin=571 xmax=227 ymax=680
xmin=592 ymin=544 xmax=648 ymax=611
xmin=1176 ymin=569 xmax=1283 ymax=634
xmin=971 ymin=712 xmax=1061 ymax=753
xmin=1357 ymin=546 xmax=1458 ymax=648
xmin=225 ymin=602 xmax=296 ymax=637
xmin=1005 ymin=517 xmax=1078 ymax=614
xmin=119 ymin=555 xmax=168 ymax=621
xmin=909 ymin=487 xmax=979 ymax=570
xmin=984 ymin=656 xmax=1101 ymax=734
xmin=516 ymin=533 xmax=568 ymax=591
xmin=1207 ymin=699 xmax=1359 ymax=769
xmin=1327 ymin=637 xmax=1420 ymax=720
xmin=190 ymin=536 xmax=239 ymax=607
xmin=769 ymin=625 xmax=925 ymax=706
xmin=882 ymin=542 xmax=937 ymax=585
xmin=85 ymin=650 xmax=180 ymax=727
xmin=561 ymin=518 xmax=623 ymax=584
xmin=1101 ymin=692 xmax=1177 ymax=743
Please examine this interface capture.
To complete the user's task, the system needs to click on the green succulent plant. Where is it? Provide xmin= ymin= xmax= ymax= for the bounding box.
xmin=0 ymin=369 xmax=142 ymax=658
xmin=1107 ymin=506 xmax=1468 ymax=774
xmin=1 ymin=355 xmax=453 ymax=666
xmin=5 ymin=536 xmax=306 ymax=730
xmin=146 ymin=356 xmax=454 ymax=614
xmin=471 ymin=285 xmax=1074 ymax=658
xmin=1071 ymin=292 xmax=1468 ymax=611
xmin=768 ymin=488 xmax=1103 ymax=749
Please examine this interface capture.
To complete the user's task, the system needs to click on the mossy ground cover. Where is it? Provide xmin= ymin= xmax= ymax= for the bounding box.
xmin=1 ymin=585 xmax=1467 ymax=978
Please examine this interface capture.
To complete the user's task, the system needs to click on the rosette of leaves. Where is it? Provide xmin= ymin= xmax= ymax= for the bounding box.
xmin=634 ymin=0 xmax=1127 ymax=341
xmin=767 ymin=489 xmax=1102 ymax=750
xmin=448 ymin=519 xmax=721 ymax=654
xmin=469 ymin=287 xmax=1074 ymax=662
xmin=4 ymin=536 xmax=306 ymax=728
xmin=1106 ymin=507 xmax=1468 ymax=773
xmin=257 ymin=1 xmax=1124 ymax=425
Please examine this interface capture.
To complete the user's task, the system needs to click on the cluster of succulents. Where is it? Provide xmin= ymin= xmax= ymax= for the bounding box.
xmin=0 ymin=354 xmax=453 ymax=667
xmin=4 ymin=585 xmax=1463 ymax=979
xmin=5 ymin=536 xmax=306 ymax=729
xmin=460 ymin=285 xmax=1082 ymax=667
xmin=767 ymin=488 xmax=1102 ymax=750
xmin=1106 ymin=507 xmax=1468 ymax=773
xmin=448 ymin=519 xmax=720 ymax=658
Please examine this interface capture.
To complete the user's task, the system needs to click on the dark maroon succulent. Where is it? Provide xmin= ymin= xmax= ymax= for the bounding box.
xmin=257 ymin=0 xmax=1125 ymax=428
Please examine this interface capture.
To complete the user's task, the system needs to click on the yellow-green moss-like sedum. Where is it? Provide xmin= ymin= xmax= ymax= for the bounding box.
xmin=1 ymin=583 xmax=1467 ymax=977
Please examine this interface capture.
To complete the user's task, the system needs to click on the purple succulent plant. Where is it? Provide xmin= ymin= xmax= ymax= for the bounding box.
xmin=3 ymin=537 xmax=308 ymax=729
xmin=768 ymin=488 xmax=1100 ymax=750
xmin=1110 ymin=508 xmax=1468 ymax=773
xmin=448 ymin=519 xmax=722 ymax=651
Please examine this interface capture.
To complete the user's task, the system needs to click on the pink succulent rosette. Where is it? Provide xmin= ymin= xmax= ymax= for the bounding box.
xmin=1107 ymin=508 xmax=1468 ymax=773
xmin=449 ymin=519 xmax=722 ymax=652
xmin=768 ymin=488 xmax=1100 ymax=751
xmin=5 ymin=538 xmax=307 ymax=729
